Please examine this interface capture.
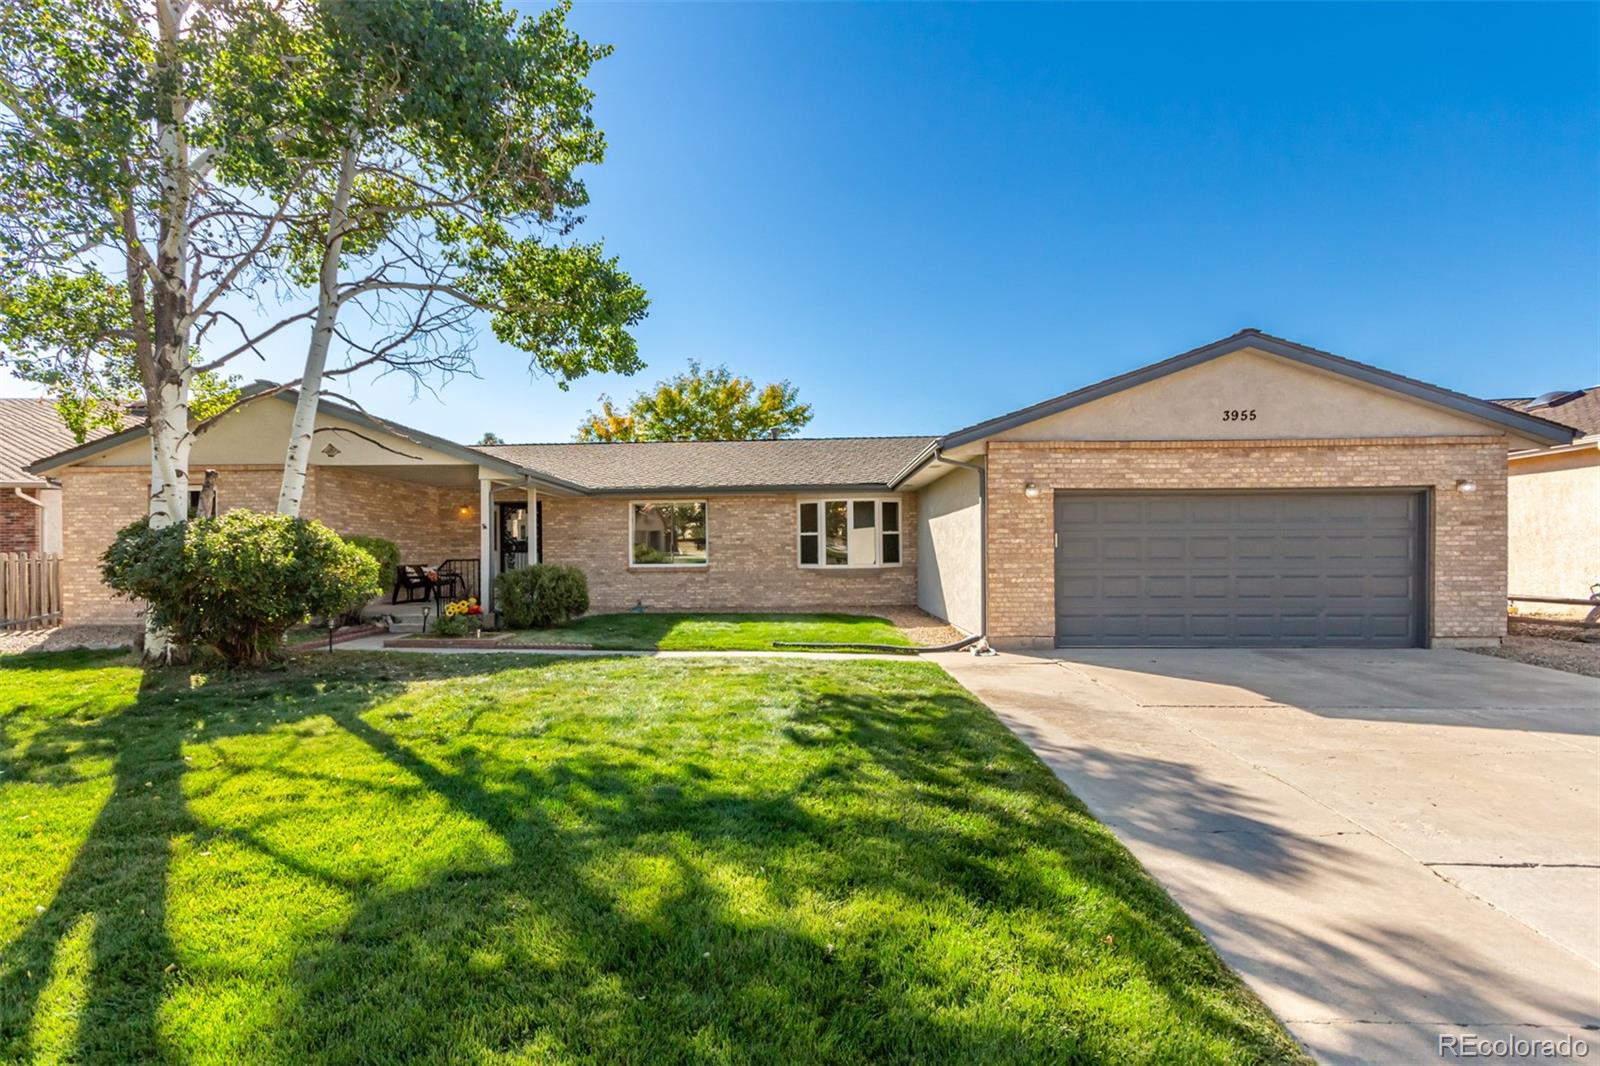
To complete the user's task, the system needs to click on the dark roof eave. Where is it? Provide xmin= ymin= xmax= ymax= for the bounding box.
xmin=583 ymin=482 xmax=902 ymax=497
xmin=937 ymin=329 xmax=1578 ymax=449
xmin=887 ymin=442 xmax=941 ymax=489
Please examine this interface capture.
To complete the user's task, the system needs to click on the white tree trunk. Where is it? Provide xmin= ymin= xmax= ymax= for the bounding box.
xmin=143 ymin=0 xmax=197 ymax=662
xmin=278 ymin=140 xmax=361 ymax=516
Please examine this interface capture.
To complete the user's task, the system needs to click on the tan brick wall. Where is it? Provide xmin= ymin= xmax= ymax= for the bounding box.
xmin=57 ymin=465 xmax=481 ymax=623
xmin=984 ymin=436 xmax=1508 ymax=648
xmin=540 ymin=493 xmax=917 ymax=614
xmin=305 ymin=467 xmax=479 ymax=566
xmin=0 ymin=491 xmax=41 ymax=552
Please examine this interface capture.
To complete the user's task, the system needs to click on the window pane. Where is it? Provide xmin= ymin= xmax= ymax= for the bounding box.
xmin=633 ymin=501 xmax=707 ymax=565
xmin=799 ymin=501 xmax=818 ymax=534
xmin=799 ymin=533 xmax=818 ymax=565
xmin=824 ymin=501 xmax=848 ymax=565
xmin=852 ymin=500 xmax=875 ymax=529
xmin=881 ymin=500 xmax=899 ymax=531
xmin=881 ymin=531 xmax=901 ymax=565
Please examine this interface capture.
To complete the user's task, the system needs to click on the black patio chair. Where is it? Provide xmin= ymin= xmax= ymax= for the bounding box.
xmin=391 ymin=564 xmax=435 ymax=605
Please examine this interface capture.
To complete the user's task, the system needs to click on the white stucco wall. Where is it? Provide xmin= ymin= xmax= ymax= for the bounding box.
xmin=916 ymin=464 xmax=983 ymax=635
xmin=1507 ymin=444 xmax=1600 ymax=619
xmin=39 ymin=485 xmax=62 ymax=554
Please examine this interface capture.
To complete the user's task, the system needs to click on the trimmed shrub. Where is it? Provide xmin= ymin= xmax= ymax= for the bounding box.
xmin=495 ymin=564 xmax=589 ymax=629
xmin=345 ymin=535 xmax=400 ymax=581
xmin=102 ymin=510 xmax=381 ymax=666
xmin=341 ymin=535 xmax=400 ymax=624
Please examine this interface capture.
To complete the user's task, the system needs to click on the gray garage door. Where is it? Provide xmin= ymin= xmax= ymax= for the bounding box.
xmin=1054 ymin=492 xmax=1425 ymax=647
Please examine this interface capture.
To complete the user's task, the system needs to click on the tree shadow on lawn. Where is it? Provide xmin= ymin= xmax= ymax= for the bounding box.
xmin=2 ymin=652 xmax=1303 ymax=1064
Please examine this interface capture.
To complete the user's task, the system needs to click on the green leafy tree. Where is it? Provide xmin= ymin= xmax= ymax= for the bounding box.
xmin=1 ymin=0 xmax=646 ymax=657
xmin=253 ymin=0 xmax=649 ymax=515
xmin=578 ymin=361 xmax=812 ymax=442
xmin=477 ymin=432 xmax=505 ymax=446
xmin=0 ymin=273 xmax=241 ymax=440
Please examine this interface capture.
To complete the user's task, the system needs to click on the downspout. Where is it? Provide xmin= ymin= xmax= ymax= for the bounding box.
xmin=932 ymin=448 xmax=988 ymax=640
xmin=11 ymin=487 xmax=45 ymax=510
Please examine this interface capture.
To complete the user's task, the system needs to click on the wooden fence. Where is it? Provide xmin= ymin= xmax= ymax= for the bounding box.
xmin=1 ymin=552 xmax=62 ymax=629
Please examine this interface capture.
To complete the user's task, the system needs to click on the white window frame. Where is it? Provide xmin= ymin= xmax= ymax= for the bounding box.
xmin=628 ymin=499 xmax=709 ymax=569
xmin=796 ymin=497 xmax=903 ymax=569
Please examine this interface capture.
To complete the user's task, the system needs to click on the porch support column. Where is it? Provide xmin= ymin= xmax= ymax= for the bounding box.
xmin=479 ymin=475 xmax=494 ymax=614
xmin=526 ymin=482 xmax=538 ymax=565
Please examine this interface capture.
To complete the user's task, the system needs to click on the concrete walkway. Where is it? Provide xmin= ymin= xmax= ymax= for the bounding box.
xmin=931 ymin=647 xmax=1600 ymax=1065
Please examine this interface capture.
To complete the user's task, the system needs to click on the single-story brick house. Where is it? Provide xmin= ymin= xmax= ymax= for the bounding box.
xmin=22 ymin=329 xmax=1575 ymax=648
xmin=1493 ymin=387 xmax=1599 ymax=619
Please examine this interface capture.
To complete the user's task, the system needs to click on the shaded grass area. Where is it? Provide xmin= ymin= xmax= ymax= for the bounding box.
xmin=512 ymin=611 xmax=915 ymax=651
xmin=1 ymin=650 xmax=1304 ymax=1064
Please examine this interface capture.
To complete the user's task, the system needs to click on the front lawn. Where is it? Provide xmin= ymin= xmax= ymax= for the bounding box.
xmin=510 ymin=611 xmax=915 ymax=651
xmin=0 ymin=651 xmax=1302 ymax=1064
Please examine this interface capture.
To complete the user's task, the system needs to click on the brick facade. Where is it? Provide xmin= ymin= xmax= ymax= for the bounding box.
xmin=540 ymin=493 xmax=917 ymax=614
xmin=983 ymin=436 xmax=1509 ymax=648
xmin=57 ymin=465 xmax=482 ymax=623
xmin=0 ymin=490 xmax=41 ymax=552
xmin=56 ymin=467 xmax=916 ymax=623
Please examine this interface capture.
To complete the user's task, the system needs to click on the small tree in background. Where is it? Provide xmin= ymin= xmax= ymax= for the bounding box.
xmin=477 ymin=432 xmax=505 ymax=446
xmin=577 ymin=361 xmax=812 ymax=442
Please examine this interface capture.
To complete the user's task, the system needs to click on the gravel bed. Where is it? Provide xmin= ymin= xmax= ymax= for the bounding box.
xmin=0 ymin=625 xmax=140 ymax=656
xmin=1466 ymin=617 xmax=1600 ymax=678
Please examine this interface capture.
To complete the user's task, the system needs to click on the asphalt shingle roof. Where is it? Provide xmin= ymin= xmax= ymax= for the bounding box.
xmin=1493 ymin=388 xmax=1600 ymax=438
xmin=0 ymin=398 xmax=115 ymax=485
xmin=475 ymin=436 xmax=938 ymax=493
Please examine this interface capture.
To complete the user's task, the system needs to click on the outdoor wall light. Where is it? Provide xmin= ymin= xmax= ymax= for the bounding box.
xmin=1023 ymin=482 xmax=1041 ymax=498
xmin=1455 ymin=478 xmax=1478 ymax=494
xmin=458 ymin=504 xmax=472 ymax=516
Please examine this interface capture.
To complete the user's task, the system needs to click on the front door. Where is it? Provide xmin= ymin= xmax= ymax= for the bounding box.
xmin=496 ymin=501 xmax=543 ymax=574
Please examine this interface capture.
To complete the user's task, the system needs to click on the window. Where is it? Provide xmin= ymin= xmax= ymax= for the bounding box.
xmin=798 ymin=498 xmax=902 ymax=568
xmin=186 ymin=487 xmax=217 ymax=518
xmin=631 ymin=501 xmax=708 ymax=566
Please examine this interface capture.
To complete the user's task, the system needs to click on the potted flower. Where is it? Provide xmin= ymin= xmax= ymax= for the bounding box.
xmin=436 ymin=596 xmax=485 ymax=638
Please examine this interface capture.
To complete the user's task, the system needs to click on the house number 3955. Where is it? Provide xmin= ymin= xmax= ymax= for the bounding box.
xmin=1222 ymin=409 xmax=1257 ymax=421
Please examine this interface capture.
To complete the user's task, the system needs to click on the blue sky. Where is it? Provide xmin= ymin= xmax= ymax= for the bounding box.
xmin=8 ymin=2 xmax=1597 ymax=440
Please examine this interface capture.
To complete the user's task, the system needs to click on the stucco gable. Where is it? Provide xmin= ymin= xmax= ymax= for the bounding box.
xmin=939 ymin=330 xmax=1575 ymax=452
xmin=68 ymin=395 xmax=477 ymax=471
xmin=993 ymin=348 xmax=1504 ymax=443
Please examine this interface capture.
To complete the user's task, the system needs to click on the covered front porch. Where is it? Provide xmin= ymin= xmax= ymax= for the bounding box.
xmin=340 ymin=461 xmax=577 ymax=618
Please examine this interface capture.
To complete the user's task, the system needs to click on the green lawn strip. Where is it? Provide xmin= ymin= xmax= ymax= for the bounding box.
xmin=1 ymin=650 xmax=1305 ymax=1064
xmin=508 ymin=611 xmax=915 ymax=652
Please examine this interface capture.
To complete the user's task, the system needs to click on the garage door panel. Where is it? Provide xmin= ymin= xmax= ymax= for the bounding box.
xmin=1054 ymin=492 xmax=1424 ymax=647
xmin=1147 ymin=536 xmax=1185 ymax=560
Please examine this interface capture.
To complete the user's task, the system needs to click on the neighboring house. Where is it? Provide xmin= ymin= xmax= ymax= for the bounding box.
xmin=0 ymin=398 xmax=111 ymax=554
xmin=23 ymin=329 xmax=1574 ymax=647
xmin=1493 ymin=387 xmax=1600 ymax=617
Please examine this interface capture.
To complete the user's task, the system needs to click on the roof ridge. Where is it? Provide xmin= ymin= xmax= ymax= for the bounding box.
xmin=478 ymin=434 xmax=940 ymax=448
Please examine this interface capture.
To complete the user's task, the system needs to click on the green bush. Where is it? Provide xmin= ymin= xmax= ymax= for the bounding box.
xmin=495 ymin=564 xmax=589 ymax=629
xmin=102 ymin=510 xmax=381 ymax=666
xmin=345 ymin=535 xmax=400 ymax=581
xmin=433 ymin=612 xmax=473 ymax=638
xmin=341 ymin=535 xmax=400 ymax=624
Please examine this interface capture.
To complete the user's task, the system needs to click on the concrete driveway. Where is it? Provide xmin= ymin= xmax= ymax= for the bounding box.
xmin=933 ymin=648 xmax=1600 ymax=1064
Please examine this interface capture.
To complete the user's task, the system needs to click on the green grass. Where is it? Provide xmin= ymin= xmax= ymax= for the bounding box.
xmin=0 ymin=650 xmax=1303 ymax=1064
xmin=510 ymin=611 xmax=916 ymax=652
